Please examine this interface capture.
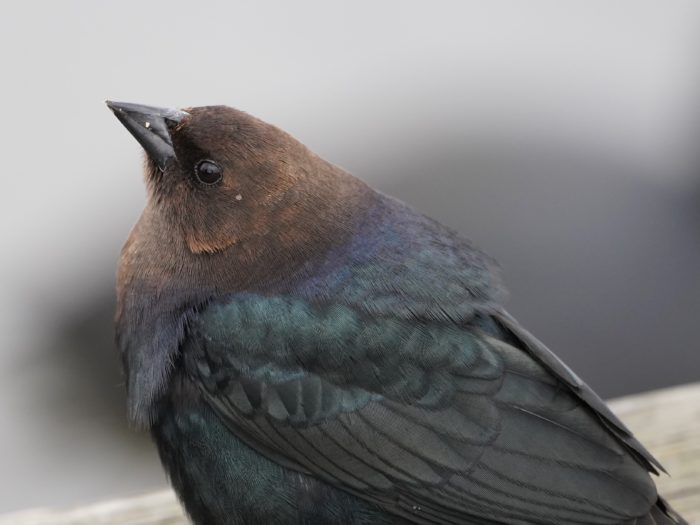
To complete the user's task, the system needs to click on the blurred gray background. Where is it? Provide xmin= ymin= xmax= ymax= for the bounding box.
xmin=1 ymin=0 xmax=698 ymax=515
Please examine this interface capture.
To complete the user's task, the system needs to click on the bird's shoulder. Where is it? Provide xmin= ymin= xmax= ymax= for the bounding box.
xmin=291 ymin=194 xmax=505 ymax=321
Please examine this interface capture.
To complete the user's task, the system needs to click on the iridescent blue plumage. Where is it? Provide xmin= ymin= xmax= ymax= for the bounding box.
xmin=293 ymin=195 xmax=501 ymax=319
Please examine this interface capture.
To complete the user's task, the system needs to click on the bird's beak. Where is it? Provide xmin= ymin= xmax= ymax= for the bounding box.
xmin=106 ymin=101 xmax=190 ymax=169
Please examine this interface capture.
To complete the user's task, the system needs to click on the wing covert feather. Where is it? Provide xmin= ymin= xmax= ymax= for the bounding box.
xmin=182 ymin=294 xmax=659 ymax=525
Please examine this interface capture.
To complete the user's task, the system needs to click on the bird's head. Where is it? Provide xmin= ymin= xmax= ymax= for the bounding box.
xmin=107 ymin=101 xmax=346 ymax=256
xmin=107 ymin=100 xmax=376 ymax=304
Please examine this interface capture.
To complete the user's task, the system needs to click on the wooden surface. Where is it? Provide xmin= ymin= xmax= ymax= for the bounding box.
xmin=611 ymin=382 xmax=700 ymax=523
xmin=2 ymin=382 xmax=698 ymax=525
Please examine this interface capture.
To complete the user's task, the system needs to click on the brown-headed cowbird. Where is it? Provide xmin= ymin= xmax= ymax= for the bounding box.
xmin=107 ymin=101 xmax=686 ymax=525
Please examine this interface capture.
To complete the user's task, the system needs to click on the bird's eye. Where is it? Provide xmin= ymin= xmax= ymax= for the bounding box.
xmin=194 ymin=160 xmax=223 ymax=185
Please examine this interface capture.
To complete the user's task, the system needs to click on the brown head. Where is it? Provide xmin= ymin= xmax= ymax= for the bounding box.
xmin=108 ymin=101 xmax=375 ymax=293
xmin=107 ymin=102 xmax=375 ymax=422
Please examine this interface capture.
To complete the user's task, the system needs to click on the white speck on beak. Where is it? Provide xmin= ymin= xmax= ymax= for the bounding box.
xmin=144 ymin=121 xmax=151 ymax=129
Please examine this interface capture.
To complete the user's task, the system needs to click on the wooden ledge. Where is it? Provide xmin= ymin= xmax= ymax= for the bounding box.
xmin=2 ymin=382 xmax=699 ymax=524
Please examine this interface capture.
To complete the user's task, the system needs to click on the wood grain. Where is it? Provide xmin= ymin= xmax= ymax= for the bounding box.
xmin=2 ymin=383 xmax=698 ymax=525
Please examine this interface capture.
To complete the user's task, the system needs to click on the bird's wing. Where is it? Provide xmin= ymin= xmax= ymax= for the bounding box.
xmin=183 ymin=294 xmax=659 ymax=525
xmin=492 ymin=310 xmax=664 ymax=475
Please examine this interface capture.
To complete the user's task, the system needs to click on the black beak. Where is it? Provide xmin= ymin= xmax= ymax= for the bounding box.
xmin=106 ymin=101 xmax=190 ymax=168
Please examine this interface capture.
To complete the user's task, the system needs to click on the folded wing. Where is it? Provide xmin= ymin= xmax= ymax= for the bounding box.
xmin=183 ymin=295 xmax=658 ymax=525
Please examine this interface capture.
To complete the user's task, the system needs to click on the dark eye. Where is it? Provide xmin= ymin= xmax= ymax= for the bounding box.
xmin=194 ymin=160 xmax=223 ymax=185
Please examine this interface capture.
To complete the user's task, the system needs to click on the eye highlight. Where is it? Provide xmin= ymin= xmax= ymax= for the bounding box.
xmin=194 ymin=160 xmax=223 ymax=185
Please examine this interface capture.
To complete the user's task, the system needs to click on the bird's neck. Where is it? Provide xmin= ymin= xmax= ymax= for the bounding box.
xmin=115 ymin=164 xmax=379 ymax=425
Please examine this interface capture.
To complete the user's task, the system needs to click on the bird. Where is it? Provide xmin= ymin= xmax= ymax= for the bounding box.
xmin=107 ymin=100 xmax=687 ymax=525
